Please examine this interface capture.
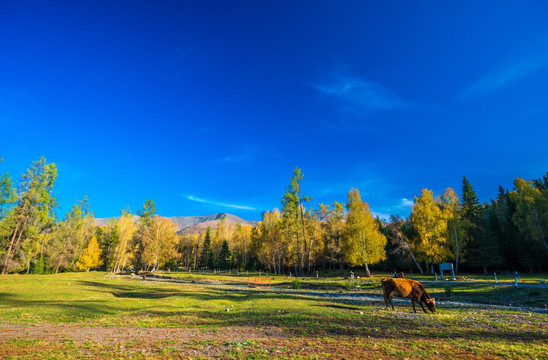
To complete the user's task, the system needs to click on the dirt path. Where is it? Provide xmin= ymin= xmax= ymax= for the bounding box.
xmin=0 ymin=323 xmax=287 ymax=344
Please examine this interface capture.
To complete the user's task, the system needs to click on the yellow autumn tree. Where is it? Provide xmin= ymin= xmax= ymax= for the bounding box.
xmin=410 ymin=188 xmax=450 ymax=270
xmin=342 ymin=189 xmax=387 ymax=277
xmin=231 ymin=223 xmax=253 ymax=270
xmin=440 ymin=187 xmax=464 ymax=272
xmin=141 ymin=215 xmax=178 ymax=271
xmin=76 ymin=236 xmax=103 ymax=271
xmin=112 ymin=213 xmax=137 ymax=273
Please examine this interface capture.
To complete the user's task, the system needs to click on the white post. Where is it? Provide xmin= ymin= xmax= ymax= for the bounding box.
xmin=435 ymin=272 xmax=438 ymax=281
xmin=514 ymin=271 xmax=518 ymax=287
xmin=494 ymin=272 xmax=497 ymax=284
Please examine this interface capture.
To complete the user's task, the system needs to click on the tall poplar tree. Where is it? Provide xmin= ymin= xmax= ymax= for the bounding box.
xmin=281 ymin=166 xmax=312 ymax=275
xmin=440 ymin=188 xmax=463 ymax=272
xmin=342 ymin=189 xmax=387 ymax=277
xmin=2 ymin=157 xmax=57 ymax=274
xmin=410 ymin=188 xmax=449 ymax=270
xmin=319 ymin=202 xmax=346 ymax=274
xmin=112 ymin=211 xmax=137 ymax=273
xmin=132 ymin=199 xmax=156 ymax=272
xmin=510 ymin=178 xmax=548 ymax=253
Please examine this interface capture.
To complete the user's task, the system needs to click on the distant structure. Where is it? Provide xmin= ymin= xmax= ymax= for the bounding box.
xmin=439 ymin=263 xmax=456 ymax=280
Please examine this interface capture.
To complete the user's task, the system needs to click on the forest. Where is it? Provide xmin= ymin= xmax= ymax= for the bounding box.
xmin=1 ymin=157 xmax=547 ymax=276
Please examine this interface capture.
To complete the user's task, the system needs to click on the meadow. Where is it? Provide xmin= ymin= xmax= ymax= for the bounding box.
xmin=0 ymin=272 xmax=547 ymax=359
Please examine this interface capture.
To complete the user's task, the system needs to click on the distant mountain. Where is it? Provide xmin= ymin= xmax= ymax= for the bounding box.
xmin=94 ymin=213 xmax=258 ymax=234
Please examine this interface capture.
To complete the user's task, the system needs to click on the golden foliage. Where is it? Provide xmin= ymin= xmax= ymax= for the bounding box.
xmin=342 ymin=189 xmax=387 ymax=270
xmin=76 ymin=237 xmax=103 ymax=271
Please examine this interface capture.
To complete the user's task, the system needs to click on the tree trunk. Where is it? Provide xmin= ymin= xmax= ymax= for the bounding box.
xmin=453 ymin=222 xmax=460 ymax=274
xmin=298 ymin=204 xmax=309 ymax=276
xmin=364 ymin=261 xmax=370 ymax=277
xmin=534 ymin=213 xmax=548 ymax=252
xmin=2 ymin=215 xmax=30 ymax=275
xmin=409 ymin=251 xmax=423 ymax=275
xmin=2 ymin=198 xmax=30 ymax=275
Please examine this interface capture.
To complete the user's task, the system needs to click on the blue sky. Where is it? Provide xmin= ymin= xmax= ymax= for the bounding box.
xmin=1 ymin=1 xmax=548 ymax=221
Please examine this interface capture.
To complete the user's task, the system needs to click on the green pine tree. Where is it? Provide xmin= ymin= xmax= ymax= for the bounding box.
xmin=199 ymin=227 xmax=212 ymax=269
xmin=218 ymin=239 xmax=232 ymax=270
xmin=461 ymin=177 xmax=481 ymax=221
xmin=461 ymin=177 xmax=502 ymax=273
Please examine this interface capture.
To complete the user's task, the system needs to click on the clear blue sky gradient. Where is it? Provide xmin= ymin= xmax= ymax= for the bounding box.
xmin=1 ymin=1 xmax=548 ymax=220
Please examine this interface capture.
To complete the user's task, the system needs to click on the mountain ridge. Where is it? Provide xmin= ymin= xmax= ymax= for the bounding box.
xmin=94 ymin=213 xmax=258 ymax=233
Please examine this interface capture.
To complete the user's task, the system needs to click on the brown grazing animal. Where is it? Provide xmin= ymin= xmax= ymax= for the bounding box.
xmin=381 ymin=278 xmax=436 ymax=313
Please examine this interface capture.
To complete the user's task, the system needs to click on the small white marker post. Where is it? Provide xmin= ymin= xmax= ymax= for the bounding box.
xmin=435 ymin=272 xmax=438 ymax=281
xmin=514 ymin=271 xmax=518 ymax=287
xmin=494 ymin=272 xmax=497 ymax=284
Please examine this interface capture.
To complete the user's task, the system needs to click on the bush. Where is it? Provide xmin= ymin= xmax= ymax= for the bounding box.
xmin=292 ymin=279 xmax=301 ymax=290
xmin=345 ymin=280 xmax=354 ymax=291
xmin=444 ymin=285 xmax=454 ymax=297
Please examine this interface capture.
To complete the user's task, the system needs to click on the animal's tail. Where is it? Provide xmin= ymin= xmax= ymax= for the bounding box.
xmin=380 ymin=278 xmax=389 ymax=299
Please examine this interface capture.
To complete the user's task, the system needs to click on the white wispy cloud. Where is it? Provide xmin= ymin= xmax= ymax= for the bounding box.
xmin=219 ymin=144 xmax=258 ymax=164
xmin=461 ymin=52 xmax=548 ymax=98
xmin=185 ymin=195 xmax=256 ymax=210
xmin=312 ymin=75 xmax=408 ymax=112
xmin=399 ymin=198 xmax=414 ymax=207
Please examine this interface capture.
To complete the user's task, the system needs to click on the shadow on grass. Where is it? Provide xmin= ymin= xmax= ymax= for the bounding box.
xmin=312 ymin=304 xmax=359 ymax=311
xmin=2 ymin=277 xmax=546 ymax=344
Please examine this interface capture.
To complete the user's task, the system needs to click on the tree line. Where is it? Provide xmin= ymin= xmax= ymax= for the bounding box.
xmin=1 ymin=158 xmax=547 ymax=275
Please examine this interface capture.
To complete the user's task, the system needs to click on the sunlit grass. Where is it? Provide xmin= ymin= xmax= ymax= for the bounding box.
xmin=0 ymin=272 xmax=546 ymax=359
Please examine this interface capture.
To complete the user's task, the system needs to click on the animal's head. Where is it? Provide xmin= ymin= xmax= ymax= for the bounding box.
xmin=426 ymin=298 xmax=436 ymax=313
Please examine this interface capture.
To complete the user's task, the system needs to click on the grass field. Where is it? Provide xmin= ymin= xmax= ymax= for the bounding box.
xmin=0 ymin=272 xmax=547 ymax=359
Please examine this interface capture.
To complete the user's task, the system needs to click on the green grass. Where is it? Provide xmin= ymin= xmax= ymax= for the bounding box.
xmin=153 ymin=270 xmax=548 ymax=306
xmin=0 ymin=272 xmax=547 ymax=359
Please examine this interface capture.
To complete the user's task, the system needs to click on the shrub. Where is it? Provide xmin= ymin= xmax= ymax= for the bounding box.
xmin=444 ymin=285 xmax=454 ymax=297
xmin=345 ymin=280 xmax=354 ymax=291
xmin=292 ymin=279 xmax=301 ymax=290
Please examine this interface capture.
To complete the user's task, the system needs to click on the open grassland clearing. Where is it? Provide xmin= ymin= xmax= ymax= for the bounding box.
xmin=0 ymin=272 xmax=547 ymax=359
xmin=155 ymin=271 xmax=548 ymax=307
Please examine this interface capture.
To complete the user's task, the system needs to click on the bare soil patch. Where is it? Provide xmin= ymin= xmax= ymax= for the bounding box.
xmin=0 ymin=323 xmax=287 ymax=344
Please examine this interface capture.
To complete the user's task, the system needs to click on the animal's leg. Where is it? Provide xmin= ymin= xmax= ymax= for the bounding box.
xmin=384 ymin=293 xmax=390 ymax=310
xmin=389 ymin=297 xmax=395 ymax=311
xmin=419 ymin=301 xmax=427 ymax=313
xmin=411 ymin=300 xmax=417 ymax=313
xmin=383 ymin=286 xmax=392 ymax=310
